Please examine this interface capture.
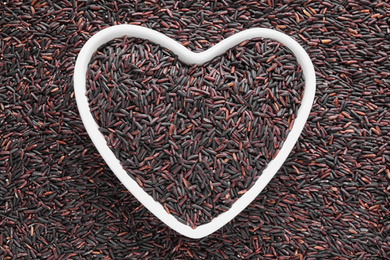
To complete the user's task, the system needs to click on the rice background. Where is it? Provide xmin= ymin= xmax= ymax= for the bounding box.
xmin=0 ymin=0 xmax=389 ymax=259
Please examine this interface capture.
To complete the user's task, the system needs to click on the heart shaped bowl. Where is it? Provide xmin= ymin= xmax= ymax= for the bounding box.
xmin=74 ymin=24 xmax=316 ymax=239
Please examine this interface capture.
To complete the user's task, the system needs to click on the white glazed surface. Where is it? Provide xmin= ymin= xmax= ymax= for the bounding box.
xmin=74 ymin=24 xmax=316 ymax=239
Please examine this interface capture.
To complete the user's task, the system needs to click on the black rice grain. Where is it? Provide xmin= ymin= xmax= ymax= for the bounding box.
xmin=86 ymin=36 xmax=304 ymax=227
xmin=0 ymin=0 xmax=389 ymax=259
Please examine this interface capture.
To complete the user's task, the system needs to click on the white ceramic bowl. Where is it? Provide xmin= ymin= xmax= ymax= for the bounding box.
xmin=74 ymin=24 xmax=316 ymax=239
